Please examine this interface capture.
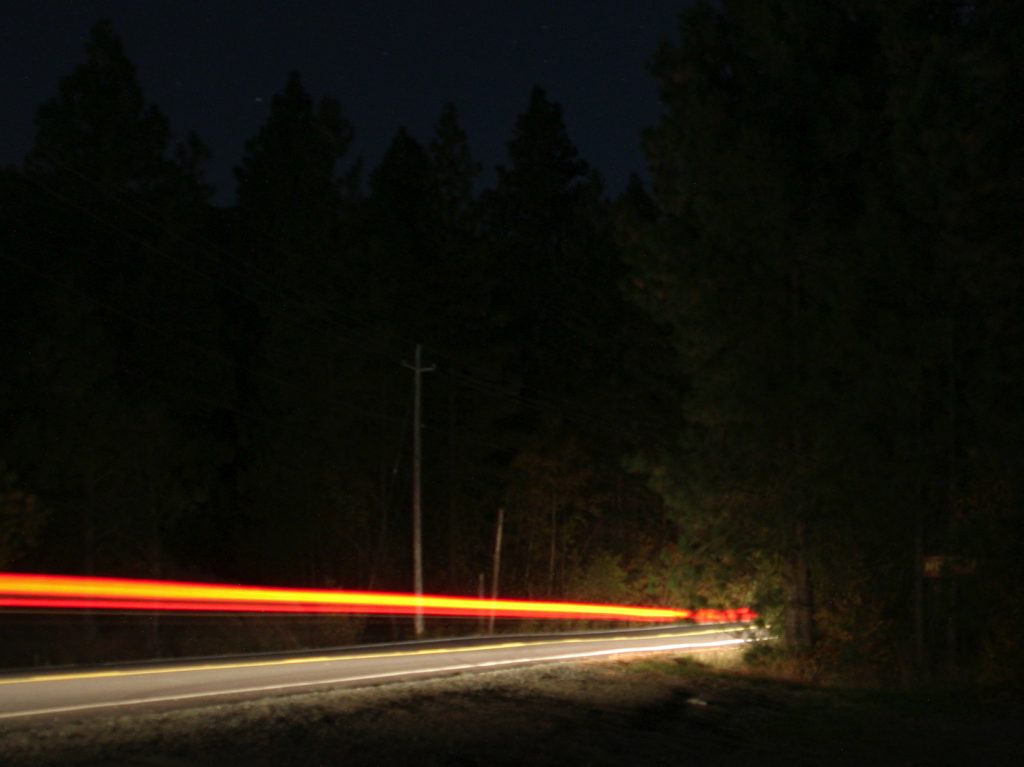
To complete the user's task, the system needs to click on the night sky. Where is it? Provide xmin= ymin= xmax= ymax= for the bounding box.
xmin=2 ymin=1 xmax=689 ymax=203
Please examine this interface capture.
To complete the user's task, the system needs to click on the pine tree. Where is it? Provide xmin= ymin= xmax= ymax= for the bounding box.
xmin=634 ymin=0 xmax=1024 ymax=672
xmin=231 ymin=72 xmax=380 ymax=586
xmin=236 ymin=71 xmax=353 ymax=289
xmin=26 ymin=20 xmax=176 ymax=198
xmin=483 ymin=86 xmax=595 ymax=397
xmin=638 ymin=0 xmax=892 ymax=653
xmin=5 ymin=20 xmax=230 ymax=582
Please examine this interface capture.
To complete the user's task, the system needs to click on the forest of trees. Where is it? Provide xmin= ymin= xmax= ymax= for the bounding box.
xmin=2 ymin=2 xmax=1022 ymax=682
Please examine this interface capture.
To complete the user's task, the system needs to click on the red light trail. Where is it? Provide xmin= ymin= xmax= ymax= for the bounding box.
xmin=0 ymin=573 xmax=756 ymax=624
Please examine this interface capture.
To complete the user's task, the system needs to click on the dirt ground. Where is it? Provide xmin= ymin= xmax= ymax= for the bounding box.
xmin=1 ymin=648 xmax=1020 ymax=766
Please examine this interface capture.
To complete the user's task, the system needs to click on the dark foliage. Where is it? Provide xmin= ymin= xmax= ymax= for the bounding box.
xmin=1 ymin=6 xmax=1020 ymax=681
xmin=0 ymin=22 xmax=673 ymax=663
xmin=631 ymin=0 xmax=1024 ymax=680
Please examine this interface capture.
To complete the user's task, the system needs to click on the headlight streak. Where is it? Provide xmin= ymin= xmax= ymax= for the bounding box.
xmin=0 ymin=573 xmax=757 ymax=624
xmin=0 ymin=633 xmax=761 ymax=721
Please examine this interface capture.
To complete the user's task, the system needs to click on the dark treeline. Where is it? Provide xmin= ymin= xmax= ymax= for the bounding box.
xmin=2 ymin=2 xmax=1022 ymax=683
xmin=632 ymin=0 xmax=1024 ymax=682
xmin=0 ymin=22 xmax=679 ymax=628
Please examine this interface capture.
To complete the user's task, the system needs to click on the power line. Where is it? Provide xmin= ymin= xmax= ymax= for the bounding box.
xmin=0 ymin=249 xmax=404 ymax=432
xmin=20 ymin=157 xmax=407 ymax=367
xmin=1 ymin=252 xmax=529 ymax=461
xmin=14 ymin=156 xmax=671 ymax=445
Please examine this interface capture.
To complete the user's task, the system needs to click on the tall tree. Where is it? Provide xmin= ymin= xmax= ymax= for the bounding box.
xmin=357 ymin=113 xmax=507 ymax=593
xmin=634 ymin=0 xmax=1024 ymax=674
xmin=870 ymin=0 xmax=1024 ymax=675
xmin=483 ymin=85 xmax=597 ymax=402
xmin=236 ymin=71 xmax=352 ymax=278
xmin=27 ymin=21 xmax=176 ymax=198
xmin=428 ymin=104 xmax=479 ymax=241
xmin=475 ymin=88 xmax=676 ymax=601
xmin=231 ymin=72 xmax=380 ymax=586
xmin=4 ymin=21 xmax=230 ymax=583
xmin=637 ymin=0 xmax=893 ymax=653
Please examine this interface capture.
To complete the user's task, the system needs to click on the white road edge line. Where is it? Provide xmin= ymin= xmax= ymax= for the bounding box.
xmin=0 ymin=637 xmax=751 ymax=721
xmin=1 ymin=627 xmax=738 ymax=686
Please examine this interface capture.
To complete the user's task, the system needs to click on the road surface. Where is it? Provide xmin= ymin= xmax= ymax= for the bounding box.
xmin=0 ymin=622 xmax=756 ymax=722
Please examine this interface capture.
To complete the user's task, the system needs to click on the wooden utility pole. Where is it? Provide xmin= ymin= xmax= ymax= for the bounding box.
xmin=478 ymin=572 xmax=486 ymax=634
xmin=405 ymin=344 xmax=434 ymax=637
xmin=488 ymin=507 xmax=505 ymax=634
xmin=548 ymin=497 xmax=558 ymax=596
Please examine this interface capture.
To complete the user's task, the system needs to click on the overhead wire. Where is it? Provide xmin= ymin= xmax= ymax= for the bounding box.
xmin=0 ymin=246 xmax=403 ymax=432
xmin=16 ymin=150 xmax=670 ymax=448
xmin=0 ymin=245 xmax=527 ymax=459
xmin=27 ymin=148 xmax=408 ymax=367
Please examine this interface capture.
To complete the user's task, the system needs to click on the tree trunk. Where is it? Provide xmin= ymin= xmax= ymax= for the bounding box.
xmin=786 ymin=518 xmax=815 ymax=653
xmin=944 ymin=304 xmax=958 ymax=676
xmin=913 ymin=503 xmax=926 ymax=674
xmin=548 ymin=496 xmax=557 ymax=597
xmin=81 ymin=470 xmax=98 ymax=663
xmin=447 ymin=386 xmax=458 ymax=589
xmin=785 ymin=264 xmax=814 ymax=653
xmin=524 ymin=514 xmax=535 ymax=598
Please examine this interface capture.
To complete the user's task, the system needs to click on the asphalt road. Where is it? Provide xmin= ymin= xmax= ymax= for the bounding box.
xmin=0 ymin=622 xmax=756 ymax=722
